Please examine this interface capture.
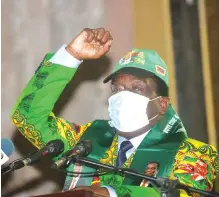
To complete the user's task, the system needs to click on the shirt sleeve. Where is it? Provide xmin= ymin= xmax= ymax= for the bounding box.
xmin=50 ymin=44 xmax=82 ymax=68
xmin=10 ymin=46 xmax=91 ymax=155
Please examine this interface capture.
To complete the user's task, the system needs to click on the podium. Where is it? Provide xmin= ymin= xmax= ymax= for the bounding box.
xmin=32 ymin=190 xmax=107 ymax=197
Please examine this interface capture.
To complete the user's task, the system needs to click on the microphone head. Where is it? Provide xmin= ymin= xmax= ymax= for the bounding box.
xmin=80 ymin=140 xmax=92 ymax=157
xmin=51 ymin=140 xmax=92 ymax=169
xmin=1 ymin=138 xmax=14 ymax=157
xmin=28 ymin=139 xmax=65 ymax=165
xmin=44 ymin=139 xmax=65 ymax=157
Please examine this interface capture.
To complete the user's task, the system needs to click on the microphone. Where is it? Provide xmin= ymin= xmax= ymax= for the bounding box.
xmin=10 ymin=139 xmax=64 ymax=171
xmin=51 ymin=140 xmax=92 ymax=169
xmin=1 ymin=138 xmax=14 ymax=165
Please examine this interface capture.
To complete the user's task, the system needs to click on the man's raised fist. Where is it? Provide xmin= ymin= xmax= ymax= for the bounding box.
xmin=66 ymin=28 xmax=113 ymax=60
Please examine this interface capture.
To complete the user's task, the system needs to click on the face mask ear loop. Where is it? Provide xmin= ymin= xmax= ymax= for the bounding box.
xmin=149 ymin=96 xmax=161 ymax=102
xmin=148 ymin=113 xmax=159 ymax=122
xmin=147 ymin=96 xmax=162 ymax=122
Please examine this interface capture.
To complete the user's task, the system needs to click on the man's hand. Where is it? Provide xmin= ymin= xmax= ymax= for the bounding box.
xmin=72 ymin=186 xmax=110 ymax=197
xmin=66 ymin=28 xmax=113 ymax=60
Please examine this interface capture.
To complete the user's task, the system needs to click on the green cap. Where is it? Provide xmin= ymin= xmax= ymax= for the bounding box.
xmin=103 ymin=48 xmax=168 ymax=87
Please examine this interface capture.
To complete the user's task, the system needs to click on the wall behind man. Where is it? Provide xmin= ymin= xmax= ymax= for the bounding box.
xmin=1 ymin=0 xmax=133 ymax=196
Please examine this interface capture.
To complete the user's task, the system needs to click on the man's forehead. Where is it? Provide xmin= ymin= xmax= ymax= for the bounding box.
xmin=147 ymin=163 xmax=158 ymax=167
xmin=117 ymin=67 xmax=154 ymax=77
xmin=112 ymin=73 xmax=140 ymax=80
xmin=112 ymin=72 xmax=154 ymax=83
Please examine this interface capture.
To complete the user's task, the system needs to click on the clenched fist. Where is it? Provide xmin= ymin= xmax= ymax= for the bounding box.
xmin=66 ymin=28 xmax=113 ymax=60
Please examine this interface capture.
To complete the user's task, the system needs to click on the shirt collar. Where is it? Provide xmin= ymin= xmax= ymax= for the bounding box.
xmin=118 ymin=130 xmax=150 ymax=150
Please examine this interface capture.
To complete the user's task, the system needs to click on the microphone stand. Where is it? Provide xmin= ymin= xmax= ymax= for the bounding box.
xmin=1 ymin=151 xmax=39 ymax=176
xmin=66 ymin=156 xmax=219 ymax=197
xmin=1 ymin=158 xmax=25 ymax=176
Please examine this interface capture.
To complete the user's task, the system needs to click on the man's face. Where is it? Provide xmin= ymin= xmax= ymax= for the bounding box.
xmin=145 ymin=163 xmax=158 ymax=176
xmin=111 ymin=73 xmax=158 ymax=98
xmin=111 ymin=73 xmax=160 ymax=118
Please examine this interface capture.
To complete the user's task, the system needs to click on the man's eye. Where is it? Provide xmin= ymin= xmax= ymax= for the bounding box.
xmin=133 ymin=88 xmax=143 ymax=94
xmin=111 ymin=86 xmax=124 ymax=93
xmin=111 ymin=87 xmax=117 ymax=93
xmin=111 ymin=89 xmax=117 ymax=93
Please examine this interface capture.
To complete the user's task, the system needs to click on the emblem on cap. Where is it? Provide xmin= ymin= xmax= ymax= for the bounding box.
xmin=119 ymin=51 xmax=145 ymax=65
xmin=155 ymin=65 xmax=166 ymax=76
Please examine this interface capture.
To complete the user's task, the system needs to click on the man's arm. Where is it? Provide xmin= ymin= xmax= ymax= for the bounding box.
xmin=11 ymin=28 xmax=113 ymax=153
xmin=11 ymin=49 xmax=86 ymax=151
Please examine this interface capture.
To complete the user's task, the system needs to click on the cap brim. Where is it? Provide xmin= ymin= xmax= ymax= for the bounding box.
xmin=103 ymin=67 xmax=155 ymax=83
xmin=103 ymin=73 xmax=115 ymax=83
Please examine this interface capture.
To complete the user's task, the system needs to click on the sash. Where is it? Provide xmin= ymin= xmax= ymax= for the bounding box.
xmin=63 ymin=105 xmax=187 ymax=193
xmin=63 ymin=120 xmax=115 ymax=191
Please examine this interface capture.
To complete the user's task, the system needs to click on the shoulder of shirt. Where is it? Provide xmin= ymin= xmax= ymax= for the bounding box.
xmin=175 ymin=138 xmax=219 ymax=176
xmin=183 ymin=138 xmax=217 ymax=150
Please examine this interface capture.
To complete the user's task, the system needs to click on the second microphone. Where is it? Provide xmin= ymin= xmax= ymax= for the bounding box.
xmin=51 ymin=140 xmax=92 ymax=169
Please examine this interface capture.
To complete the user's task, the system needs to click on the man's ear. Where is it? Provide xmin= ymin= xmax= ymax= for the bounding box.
xmin=159 ymin=97 xmax=170 ymax=115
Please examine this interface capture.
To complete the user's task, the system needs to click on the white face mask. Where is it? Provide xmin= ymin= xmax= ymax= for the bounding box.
xmin=108 ymin=91 xmax=159 ymax=132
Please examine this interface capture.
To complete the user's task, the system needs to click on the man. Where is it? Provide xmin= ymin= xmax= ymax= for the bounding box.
xmin=139 ymin=162 xmax=159 ymax=187
xmin=11 ymin=28 xmax=218 ymax=197
xmin=132 ymin=162 xmax=160 ymax=188
xmin=144 ymin=162 xmax=159 ymax=177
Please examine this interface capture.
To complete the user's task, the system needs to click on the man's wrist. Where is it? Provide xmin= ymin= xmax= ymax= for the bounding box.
xmin=49 ymin=45 xmax=82 ymax=68
xmin=65 ymin=45 xmax=82 ymax=61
